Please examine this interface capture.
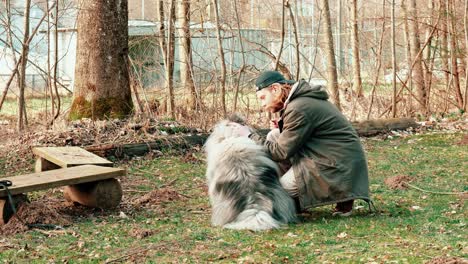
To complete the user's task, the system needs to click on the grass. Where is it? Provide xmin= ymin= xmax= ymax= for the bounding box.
xmin=0 ymin=132 xmax=467 ymax=263
xmin=0 ymin=96 xmax=73 ymax=117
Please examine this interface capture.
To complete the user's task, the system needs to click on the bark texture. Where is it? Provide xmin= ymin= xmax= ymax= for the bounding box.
xmin=70 ymin=0 xmax=133 ymax=120
xmin=322 ymin=0 xmax=341 ymax=111
xmin=408 ymin=0 xmax=428 ymax=115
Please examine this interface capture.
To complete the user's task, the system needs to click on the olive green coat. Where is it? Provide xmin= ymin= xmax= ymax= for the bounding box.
xmin=259 ymin=80 xmax=370 ymax=210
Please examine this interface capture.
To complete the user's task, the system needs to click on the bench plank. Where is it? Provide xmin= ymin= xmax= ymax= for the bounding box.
xmin=0 ymin=165 xmax=125 ymax=197
xmin=33 ymin=147 xmax=113 ymax=168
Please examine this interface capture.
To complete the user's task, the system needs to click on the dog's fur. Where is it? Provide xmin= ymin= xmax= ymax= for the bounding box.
xmin=204 ymin=119 xmax=297 ymax=231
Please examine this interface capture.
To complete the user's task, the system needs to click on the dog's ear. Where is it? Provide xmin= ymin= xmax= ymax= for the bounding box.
xmin=227 ymin=113 xmax=246 ymax=125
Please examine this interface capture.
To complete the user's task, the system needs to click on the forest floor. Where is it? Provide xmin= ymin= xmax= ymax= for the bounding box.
xmin=0 ymin=128 xmax=466 ymax=262
xmin=0 ymin=93 xmax=467 ymax=262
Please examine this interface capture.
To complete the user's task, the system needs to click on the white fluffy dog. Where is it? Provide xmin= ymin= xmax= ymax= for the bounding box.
xmin=204 ymin=119 xmax=297 ymax=231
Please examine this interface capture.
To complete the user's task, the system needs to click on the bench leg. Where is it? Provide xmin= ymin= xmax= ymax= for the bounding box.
xmin=63 ymin=179 xmax=122 ymax=209
xmin=0 ymin=194 xmax=28 ymax=225
xmin=35 ymin=158 xmax=61 ymax=172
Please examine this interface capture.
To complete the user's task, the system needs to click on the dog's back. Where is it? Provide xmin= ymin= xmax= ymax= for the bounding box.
xmin=206 ymin=132 xmax=297 ymax=231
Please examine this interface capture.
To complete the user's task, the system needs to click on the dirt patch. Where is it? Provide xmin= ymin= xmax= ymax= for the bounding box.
xmin=0 ymin=201 xmax=72 ymax=236
xmin=128 ymin=227 xmax=156 ymax=239
xmin=384 ymin=175 xmax=413 ymax=190
xmin=132 ymin=188 xmax=187 ymax=208
xmin=425 ymin=257 xmax=468 ymax=264
xmin=456 ymin=134 xmax=468 ymax=146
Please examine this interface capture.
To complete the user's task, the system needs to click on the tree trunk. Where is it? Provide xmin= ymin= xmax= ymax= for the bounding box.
xmin=391 ymin=0 xmax=397 ymax=117
xmin=70 ymin=0 xmax=133 ymax=120
xmin=18 ymin=0 xmax=31 ymax=131
xmin=408 ymin=0 xmax=428 ymax=115
xmin=447 ymin=0 xmax=464 ymax=109
xmin=351 ymin=0 xmax=363 ymax=97
xmin=166 ymin=0 xmax=176 ymax=119
xmin=423 ymin=0 xmax=435 ymax=109
xmin=52 ymin=1 xmax=61 ymax=121
xmin=178 ymin=0 xmax=197 ymax=111
xmin=367 ymin=0 xmax=386 ymax=120
xmin=212 ymin=0 xmax=227 ymax=116
xmin=440 ymin=0 xmax=450 ymax=89
xmin=287 ymin=1 xmax=300 ymax=80
xmin=46 ymin=0 xmax=53 ymax=123
xmin=465 ymin=0 xmax=468 ymax=111
xmin=158 ymin=0 xmax=167 ymax=66
xmin=275 ymin=0 xmax=286 ymax=71
xmin=402 ymin=0 xmax=413 ymax=115
xmin=321 ymin=0 xmax=341 ymax=111
xmin=232 ymin=0 xmax=246 ymax=112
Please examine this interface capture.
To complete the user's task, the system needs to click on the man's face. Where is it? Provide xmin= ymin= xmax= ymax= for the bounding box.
xmin=256 ymin=85 xmax=280 ymax=113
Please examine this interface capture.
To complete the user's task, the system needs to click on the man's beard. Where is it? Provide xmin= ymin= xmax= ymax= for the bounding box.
xmin=266 ymin=101 xmax=285 ymax=113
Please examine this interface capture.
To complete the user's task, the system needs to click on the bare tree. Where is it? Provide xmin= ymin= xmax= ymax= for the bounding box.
xmin=447 ymin=0 xmax=464 ymax=109
xmin=1 ymin=0 xmax=21 ymax=113
xmin=46 ymin=0 xmax=54 ymax=122
xmin=287 ymin=0 xmax=300 ymax=80
xmin=165 ymin=0 xmax=176 ymax=119
xmin=423 ymin=0 xmax=435 ymax=107
xmin=402 ymin=0 xmax=414 ymax=115
xmin=0 ymin=2 xmax=57 ymax=112
xmin=178 ymin=0 xmax=197 ymax=111
xmin=351 ymin=0 xmax=363 ymax=97
xmin=17 ymin=0 xmax=31 ymax=131
xmin=158 ymin=0 xmax=167 ymax=65
xmin=440 ymin=0 xmax=450 ymax=91
xmin=465 ymin=0 xmax=468 ymax=111
xmin=52 ymin=1 xmax=60 ymax=122
xmin=212 ymin=0 xmax=227 ymax=116
xmin=408 ymin=0 xmax=428 ymax=115
xmin=275 ymin=0 xmax=286 ymax=71
xmin=232 ymin=0 xmax=246 ymax=112
xmin=367 ymin=0 xmax=386 ymax=120
xmin=391 ymin=0 xmax=397 ymax=117
xmin=321 ymin=0 xmax=341 ymax=111
xmin=70 ymin=0 xmax=133 ymax=120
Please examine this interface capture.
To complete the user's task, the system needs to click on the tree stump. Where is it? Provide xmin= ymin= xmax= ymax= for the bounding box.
xmin=0 ymin=194 xmax=28 ymax=224
xmin=63 ymin=178 xmax=122 ymax=209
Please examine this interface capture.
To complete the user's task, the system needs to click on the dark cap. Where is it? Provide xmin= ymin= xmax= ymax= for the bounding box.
xmin=255 ymin=71 xmax=295 ymax=91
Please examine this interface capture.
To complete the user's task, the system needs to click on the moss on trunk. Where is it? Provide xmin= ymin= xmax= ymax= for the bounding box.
xmin=69 ymin=96 xmax=133 ymax=120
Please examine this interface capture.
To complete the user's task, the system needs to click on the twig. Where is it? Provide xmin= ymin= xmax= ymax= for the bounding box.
xmin=158 ymin=179 xmax=177 ymax=189
xmin=405 ymin=183 xmax=467 ymax=195
xmin=189 ymin=210 xmax=210 ymax=214
xmin=134 ymin=167 xmax=158 ymax=175
xmin=123 ymin=189 xmax=149 ymax=193
xmin=104 ymin=242 xmax=169 ymax=264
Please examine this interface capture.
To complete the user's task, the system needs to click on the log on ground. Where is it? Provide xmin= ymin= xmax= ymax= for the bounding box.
xmin=63 ymin=178 xmax=122 ymax=209
xmin=85 ymin=118 xmax=419 ymax=158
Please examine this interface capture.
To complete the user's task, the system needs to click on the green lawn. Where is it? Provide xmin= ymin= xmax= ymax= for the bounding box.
xmin=0 ymin=96 xmax=72 ymax=117
xmin=0 ymin=132 xmax=466 ymax=263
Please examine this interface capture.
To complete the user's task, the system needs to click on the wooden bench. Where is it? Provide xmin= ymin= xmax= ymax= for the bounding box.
xmin=0 ymin=147 xmax=126 ymax=224
xmin=33 ymin=147 xmax=114 ymax=171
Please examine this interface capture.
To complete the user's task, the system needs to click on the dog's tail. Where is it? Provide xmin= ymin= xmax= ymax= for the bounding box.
xmin=223 ymin=209 xmax=280 ymax=231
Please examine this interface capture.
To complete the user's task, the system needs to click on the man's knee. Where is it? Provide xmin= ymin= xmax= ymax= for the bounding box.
xmin=266 ymin=128 xmax=281 ymax=142
xmin=280 ymin=169 xmax=299 ymax=197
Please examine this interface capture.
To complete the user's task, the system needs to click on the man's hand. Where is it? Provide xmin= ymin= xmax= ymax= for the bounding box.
xmin=228 ymin=122 xmax=251 ymax=137
xmin=270 ymin=119 xmax=279 ymax=129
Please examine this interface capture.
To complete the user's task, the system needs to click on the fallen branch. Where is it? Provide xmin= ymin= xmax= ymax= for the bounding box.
xmin=85 ymin=118 xmax=420 ymax=158
xmin=104 ymin=242 xmax=172 ymax=264
xmin=405 ymin=183 xmax=467 ymax=196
